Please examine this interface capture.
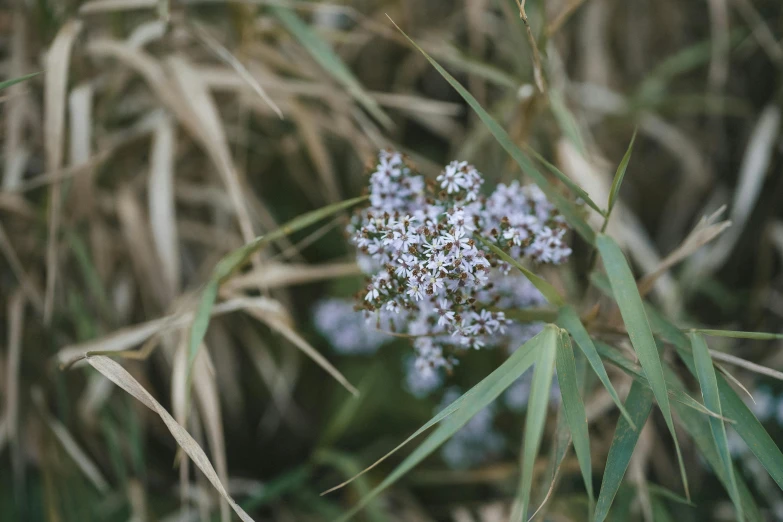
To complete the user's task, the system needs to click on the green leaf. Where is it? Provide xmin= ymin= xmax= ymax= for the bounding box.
xmin=336 ymin=327 xmax=555 ymax=521
xmin=594 ymin=340 xmax=729 ymax=422
xmin=187 ymin=195 xmax=368 ymax=379
xmin=525 ymin=145 xmax=606 ymax=216
xmin=0 ymin=71 xmax=40 ymax=91
xmin=389 ymin=18 xmax=595 ymax=245
xmin=689 ymin=332 xmax=743 ymax=522
xmin=511 ymin=327 xmax=558 ymax=521
xmin=690 ymin=329 xmax=783 ymax=340
xmin=595 ymin=234 xmax=688 ymax=499
xmin=272 ymin=7 xmax=392 ymax=130
xmin=594 ymin=381 xmax=654 ymax=522
xmin=647 ymin=308 xmax=783 ymax=493
xmin=607 ymin=130 xmax=637 ymax=217
xmin=478 ymin=238 xmax=564 ymax=306
xmin=555 ymin=329 xmax=594 ymax=513
xmin=556 ymin=306 xmax=635 ymax=428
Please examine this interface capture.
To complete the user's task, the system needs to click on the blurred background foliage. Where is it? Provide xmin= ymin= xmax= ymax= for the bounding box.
xmin=1 ymin=0 xmax=783 ymax=520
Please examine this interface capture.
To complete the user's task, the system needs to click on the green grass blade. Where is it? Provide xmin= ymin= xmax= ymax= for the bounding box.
xmin=336 ymin=327 xmax=555 ymax=521
xmin=511 ymin=327 xmax=558 ymax=521
xmin=594 ymin=381 xmax=654 ymax=522
xmin=594 ymin=340 xmax=727 ymax=421
xmin=549 ymin=89 xmax=587 ymax=155
xmin=554 ymin=329 xmax=594 ymax=514
xmin=556 ymin=306 xmax=635 ymax=428
xmin=595 ymin=234 xmax=688 ymax=499
xmin=689 ymin=332 xmax=743 ymax=522
xmin=187 ymin=195 xmax=368 ymax=376
xmin=651 ymin=496 xmax=675 ymax=522
xmin=0 ymin=71 xmax=40 ymax=91
xmin=606 ymin=130 xmax=637 ymax=217
xmin=478 ymin=238 xmax=564 ymax=306
xmin=272 ymin=7 xmax=392 ymax=130
xmin=647 ymin=483 xmax=694 ymax=507
xmin=647 ymin=308 xmax=783 ymax=492
xmin=690 ymin=329 xmax=783 ymax=340
xmin=389 ymin=18 xmax=595 ymax=245
xmin=525 ymin=146 xmax=606 ymax=216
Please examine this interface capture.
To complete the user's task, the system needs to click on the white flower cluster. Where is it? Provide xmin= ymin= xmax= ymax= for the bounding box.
xmin=347 ymin=150 xmax=571 ymax=385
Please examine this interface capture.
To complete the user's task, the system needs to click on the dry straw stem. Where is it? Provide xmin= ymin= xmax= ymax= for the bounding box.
xmin=6 ymin=292 xmax=25 ymax=489
xmin=44 ymin=19 xmax=84 ymax=324
xmin=86 ymin=356 xmax=256 ymax=522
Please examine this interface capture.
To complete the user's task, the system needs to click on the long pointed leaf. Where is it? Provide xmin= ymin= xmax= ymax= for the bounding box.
xmin=556 ymin=306 xmax=635 ymax=428
xmin=594 ymin=381 xmax=654 ymax=522
xmin=595 ymin=234 xmax=688 ymax=498
xmin=511 ymin=327 xmax=558 ymax=521
xmin=389 ymin=18 xmax=595 ymax=244
xmin=555 ymin=330 xmax=594 ymax=514
xmin=272 ymin=7 xmax=392 ymax=129
xmin=0 ymin=71 xmax=40 ymax=91
xmin=336 ymin=327 xmax=555 ymax=521
xmin=479 ymin=238 xmax=564 ymax=306
xmin=607 ymin=130 xmax=637 ymax=216
xmin=689 ymin=332 xmax=743 ymax=522
xmin=691 ymin=329 xmax=783 ymax=340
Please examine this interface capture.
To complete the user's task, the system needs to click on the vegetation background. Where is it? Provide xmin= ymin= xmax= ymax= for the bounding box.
xmin=1 ymin=0 xmax=783 ymax=521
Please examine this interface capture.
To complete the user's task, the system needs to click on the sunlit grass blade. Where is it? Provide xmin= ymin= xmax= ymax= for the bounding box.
xmin=690 ymin=329 xmax=783 ymax=340
xmin=606 ymin=130 xmax=637 ymax=218
xmin=647 ymin=307 xmax=783 ymax=491
xmin=594 ymin=381 xmax=654 ymax=522
xmin=0 ymin=71 xmax=40 ymax=91
xmin=525 ymin=145 xmax=606 ymax=216
xmin=389 ymin=17 xmax=595 ymax=245
xmin=511 ymin=327 xmax=558 ymax=521
xmin=595 ymin=234 xmax=688 ymax=499
xmin=478 ymin=238 xmax=564 ymax=306
xmin=272 ymin=7 xmax=392 ymax=130
xmin=554 ymin=329 xmax=594 ymax=515
xmin=187 ymin=195 xmax=367 ymax=377
xmin=556 ymin=305 xmax=634 ymax=428
xmin=689 ymin=332 xmax=743 ymax=522
xmin=336 ymin=327 xmax=554 ymax=521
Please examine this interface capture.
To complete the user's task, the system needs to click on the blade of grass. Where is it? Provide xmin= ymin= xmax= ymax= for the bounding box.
xmin=85 ymin=356 xmax=255 ymax=522
xmin=556 ymin=305 xmax=635 ymax=428
xmin=605 ymin=130 xmax=637 ymax=226
xmin=389 ymin=17 xmax=595 ymax=244
xmin=187 ymin=195 xmax=366 ymax=378
xmin=333 ymin=327 xmax=554 ymax=521
xmin=0 ymin=71 xmax=40 ymax=91
xmin=524 ymin=144 xmax=605 ymax=216
xmin=596 ymin=233 xmax=689 ymax=500
xmin=554 ymin=329 xmax=594 ymax=515
xmin=689 ymin=332 xmax=743 ymax=522
xmin=478 ymin=238 xmax=564 ymax=306
xmin=511 ymin=327 xmax=558 ymax=521
xmin=594 ymin=381 xmax=654 ymax=522
xmin=272 ymin=6 xmax=392 ymax=130
xmin=689 ymin=329 xmax=783 ymax=340
xmin=647 ymin=307 xmax=783 ymax=492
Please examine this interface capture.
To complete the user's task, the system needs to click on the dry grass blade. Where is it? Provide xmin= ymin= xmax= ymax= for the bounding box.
xmin=57 ymin=296 xmax=286 ymax=366
xmin=6 ymin=291 xmax=25 ymax=490
xmin=68 ymin=84 xmax=96 ymax=217
xmin=225 ymin=261 xmax=361 ymax=291
xmin=80 ymin=0 xmax=156 ymax=13
xmin=238 ymin=296 xmax=359 ymax=397
xmin=708 ymin=350 xmax=783 ymax=382
xmin=85 ymin=356 xmax=256 ymax=522
xmin=514 ymin=1 xmax=547 ymax=93
xmin=2 ymin=10 xmax=30 ymax=191
xmin=32 ymin=389 xmax=110 ymax=493
xmin=0 ymin=223 xmax=44 ymax=312
xmin=148 ymin=114 xmax=180 ymax=295
xmin=189 ymin=20 xmax=283 ymax=119
xmin=683 ymin=105 xmax=780 ymax=281
xmin=44 ymin=19 xmax=84 ymax=324
xmin=638 ymin=206 xmax=731 ymax=297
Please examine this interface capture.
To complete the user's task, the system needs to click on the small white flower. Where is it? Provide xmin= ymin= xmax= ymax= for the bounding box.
xmin=406 ymin=280 xmax=425 ymax=301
